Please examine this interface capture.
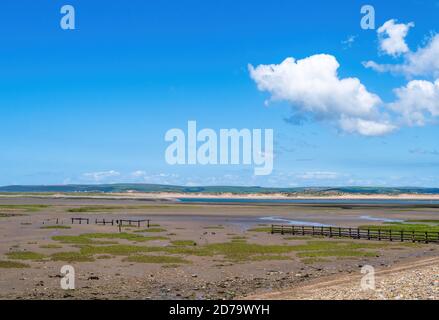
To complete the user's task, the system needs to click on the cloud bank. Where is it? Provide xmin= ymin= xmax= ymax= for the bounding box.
xmin=249 ymin=19 xmax=439 ymax=137
xmin=249 ymin=54 xmax=395 ymax=136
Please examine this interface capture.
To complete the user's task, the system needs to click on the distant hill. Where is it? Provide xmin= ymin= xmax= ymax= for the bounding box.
xmin=0 ymin=184 xmax=439 ymax=195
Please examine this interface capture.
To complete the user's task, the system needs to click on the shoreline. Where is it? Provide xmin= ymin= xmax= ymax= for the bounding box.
xmin=2 ymin=192 xmax=439 ymax=200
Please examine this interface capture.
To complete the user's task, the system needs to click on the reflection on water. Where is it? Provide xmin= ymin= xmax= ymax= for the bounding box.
xmin=359 ymin=215 xmax=404 ymax=223
xmin=259 ymin=216 xmax=331 ymax=227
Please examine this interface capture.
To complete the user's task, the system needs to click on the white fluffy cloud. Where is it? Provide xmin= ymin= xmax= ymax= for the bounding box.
xmin=339 ymin=117 xmax=396 ymax=136
xmin=389 ymin=79 xmax=439 ymax=126
xmin=249 ymin=54 xmax=395 ymax=136
xmin=365 ymin=34 xmax=439 ymax=78
xmin=296 ymin=171 xmax=339 ymax=180
xmin=377 ymin=19 xmax=414 ymax=56
xmin=82 ymin=170 xmax=120 ymax=182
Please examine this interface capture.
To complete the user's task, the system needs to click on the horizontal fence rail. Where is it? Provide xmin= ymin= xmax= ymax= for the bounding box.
xmin=271 ymin=224 xmax=439 ymax=244
xmin=69 ymin=217 xmax=150 ymax=228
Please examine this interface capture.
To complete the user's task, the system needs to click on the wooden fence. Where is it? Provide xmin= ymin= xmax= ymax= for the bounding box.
xmin=118 ymin=219 xmax=150 ymax=228
xmin=71 ymin=217 xmax=90 ymax=224
xmin=70 ymin=218 xmax=150 ymax=228
xmin=271 ymin=224 xmax=439 ymax=244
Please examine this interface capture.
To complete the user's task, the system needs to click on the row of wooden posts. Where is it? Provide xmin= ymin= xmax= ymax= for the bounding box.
xmin=271 ymin=224 xmax=439 ymax=244
xmin=70 ymin=217 xmax=150 ymax=228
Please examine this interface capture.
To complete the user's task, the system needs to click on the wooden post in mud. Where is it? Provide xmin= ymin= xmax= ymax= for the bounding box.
xmin=302 ymin=226 xmax=305 ymax=236
xmin=400 ymin=230 xmax=404 ymax=242
xmin=147 ymin=220 xmax=150 ymax=228
xmin=378 ymin=229 xmax=381 ymax=241
xmin=389 ymin=230 xmax=392 ymax=242
xmin=329 ymin=227 xmax=332 ymax=238
xmin=412 ymin=230 xmax=415 ymax=242
xmin=425 ymin=232 xmax=429 ymax=244
xmin=367 ymin=229 xmax=370 ymax=240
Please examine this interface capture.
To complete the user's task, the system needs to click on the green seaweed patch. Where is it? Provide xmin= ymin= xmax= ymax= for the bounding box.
xmin=171 ymin=240 xmax=197 ymax=246
xmin=247 ymin=227 xmax=272 ymax=233
xmin=0 ymin=260 xmax=30 ymax=268
xmin=123 ymin=255 xmax=190 ymax=264
xmin=204 ymin=225 xmax=225 ymax=230
xmin=199 ymin=242 xmax=297 ymax=261
xmin=297 ymin=250 xmax=377 ymax=258
xmin=79 ymin=244 xmax=156 ymax=256
xmin=405 ymin=219 xmax=439 ymax=225
xmin=283 ymin=236 xmax=314 ymax=240
xmin=6 ymin=251 xmax=46 ymax=261
xmin=360 ymin=222 xmax=439 ymax=233
xmin=83 ymin=232 xmax=168 ymax=242
xmin=41 ymin=225 xmax=71 ymax=230
xmin=39 ymin=244 xmax=63 ymax=249
xmin=0 ymin=205 xmax=49 ymax=212
xmin=52 ymin=235 xmax=118 ymax=245
xmin=301 ymin=257 xmax=329 ymax=264
xmin=134 ymin=228 xmax=166 ymax=233
xmin=249 ymin=255 xmax=292 ymax=261
xmin=51 ymin=252 xmax=95 ymax=262
xmin=52 ymin=233 xmax=167 ymax=245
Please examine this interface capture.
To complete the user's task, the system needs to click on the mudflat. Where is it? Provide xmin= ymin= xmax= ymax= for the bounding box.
xmin=0 ymin=196 xmax=438 ymax=300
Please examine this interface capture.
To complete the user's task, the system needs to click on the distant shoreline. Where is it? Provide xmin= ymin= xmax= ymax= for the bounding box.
xmin=2 ymin=191 xmax=439 ymax=200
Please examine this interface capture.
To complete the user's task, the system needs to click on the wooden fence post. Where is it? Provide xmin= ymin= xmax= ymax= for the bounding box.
xmin=329 ymin=227 xmax=332 ymax=238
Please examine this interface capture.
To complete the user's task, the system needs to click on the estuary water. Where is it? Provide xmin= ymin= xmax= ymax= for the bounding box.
xmin=177 ymin=198 xmax=439 ymax=205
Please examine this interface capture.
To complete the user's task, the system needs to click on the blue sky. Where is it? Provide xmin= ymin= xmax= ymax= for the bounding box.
xmin=1 ymin=0 xmax=439 ymax=187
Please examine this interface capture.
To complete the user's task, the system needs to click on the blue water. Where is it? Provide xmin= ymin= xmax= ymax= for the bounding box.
xmin=259 ymin=216 xmax=331 ymax=227
xmin=359 ymin=215 xmax=404 ymax=223
xmin=178 ymin=198 xmax=439 ymax=205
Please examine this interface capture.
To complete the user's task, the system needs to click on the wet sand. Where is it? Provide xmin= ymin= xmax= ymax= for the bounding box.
xmin=1 ymin=197 xmax=438 ymax=300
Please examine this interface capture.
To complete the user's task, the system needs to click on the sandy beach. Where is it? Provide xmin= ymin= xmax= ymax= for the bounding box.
xmin=2 ymin=192 xmax=439 ymax=201
xmin=1 ymin=196 xmax=438 ymax=300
